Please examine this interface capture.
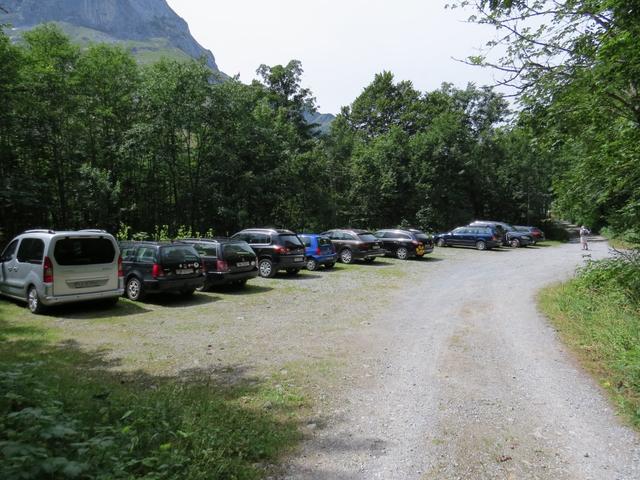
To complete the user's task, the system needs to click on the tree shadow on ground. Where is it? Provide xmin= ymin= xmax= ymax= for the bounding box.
xmin=140 ymin=292 xmax=219 ymax=308
xmin=0 ymin=317 xmax=302 ymax=479
xmin=0 ymin=296 xmax=151 ymax=319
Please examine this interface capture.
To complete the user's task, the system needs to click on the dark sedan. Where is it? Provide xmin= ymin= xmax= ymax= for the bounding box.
xmin=434 ymin=226 xmax=502 ymax=250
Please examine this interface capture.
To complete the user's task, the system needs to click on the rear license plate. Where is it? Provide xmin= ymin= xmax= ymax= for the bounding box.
xmin=237 ymin=261 xmax=249 ymax=267
xmin=176 ymin=268 xmax=193 ymax=275
xmin=294 ymin=257 xmax=304 ymax=262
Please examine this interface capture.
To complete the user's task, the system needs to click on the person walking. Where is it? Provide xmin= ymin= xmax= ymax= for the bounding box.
xmin=579 ymin=225 xmax=591 ymax=250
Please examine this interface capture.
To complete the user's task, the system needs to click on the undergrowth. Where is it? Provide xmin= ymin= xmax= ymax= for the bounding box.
xmin=0 ymin=314 xmax=303 ymax=479
xmin=539 ymin=249 xmax=640 ymax=426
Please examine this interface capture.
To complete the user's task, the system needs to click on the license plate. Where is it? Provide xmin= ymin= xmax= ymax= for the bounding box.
xmin=176 ymin=268 xmax=193 ymax=275
xmin=294 ymin=256 xmax=304 ymax=262
xmin=237 ymin=261 xmax=249 ymax=267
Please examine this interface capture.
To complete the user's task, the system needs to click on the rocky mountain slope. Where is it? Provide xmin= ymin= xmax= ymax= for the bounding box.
xmin=0 ymin=0 xmax=222 ymax=72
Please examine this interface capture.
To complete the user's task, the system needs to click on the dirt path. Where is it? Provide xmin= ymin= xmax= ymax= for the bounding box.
xmin=282 ymin=239 xmax=640 ymax=479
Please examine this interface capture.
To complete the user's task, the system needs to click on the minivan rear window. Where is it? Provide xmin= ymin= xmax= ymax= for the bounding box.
xmin=53 ymin=238 xmax=116 ymax=266
xmin=277 ymin=235 xmax=303 ymax=248
xmin=161 ymin=246 xmax=200 ymax=263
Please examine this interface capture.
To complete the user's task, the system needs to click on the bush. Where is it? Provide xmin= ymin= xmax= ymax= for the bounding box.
xmin=577 ymin=249 xmax=640 ymax=306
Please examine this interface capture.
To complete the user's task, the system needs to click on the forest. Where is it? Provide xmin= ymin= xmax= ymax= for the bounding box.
xmin=0 ymin=0 xmax=638 ymax=244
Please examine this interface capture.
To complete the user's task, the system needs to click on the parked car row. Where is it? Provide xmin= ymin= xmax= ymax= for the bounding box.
xmin=0 ymin=221 xmax=544 ymax=313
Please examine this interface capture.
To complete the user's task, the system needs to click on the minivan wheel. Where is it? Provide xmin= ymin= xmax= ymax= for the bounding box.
xmin=340 ymin=249 xmax=353 ymax=264
xmin=27 ymin=287 xmax=46 ymax=314
xmin=396 ymin=247 xmax=409 ymax=260
xmin=510 ymin=238 xmax=521 ymax=248
xmin=259 ymin=259 xmax=277 ymax=278
xmin=306 ymin=258 xmax=318 ymax=271
xmin=437 ymin=238 xmax=446 ymax=247
xmin=475 ymin=240 xmax=487 ymax=251
xmin=126 ymin=277 xmax=145 ymax=301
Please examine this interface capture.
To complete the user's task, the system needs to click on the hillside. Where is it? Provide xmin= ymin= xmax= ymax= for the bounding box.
xmin=0 ymin=0 xmax=223 ymax=73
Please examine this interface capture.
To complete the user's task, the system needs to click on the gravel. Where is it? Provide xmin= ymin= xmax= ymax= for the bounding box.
xmin=281 ymin=239 xmax=640 ymax=479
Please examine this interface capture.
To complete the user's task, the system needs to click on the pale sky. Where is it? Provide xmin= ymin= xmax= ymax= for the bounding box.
xmin=166 ymin=0 xmax=501 ymax=114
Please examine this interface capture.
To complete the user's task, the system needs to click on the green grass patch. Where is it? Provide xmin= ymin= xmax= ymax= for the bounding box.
xmin=0 ymin=304 xmax=303 ymax=479
xmin=538 ymin=250 xmax=640 ymax=427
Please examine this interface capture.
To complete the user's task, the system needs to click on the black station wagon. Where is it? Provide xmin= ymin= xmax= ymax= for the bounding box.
xmin=119 ymin=241 xmax=204 ymax=301
xmin=374 ymin=228 xmax=434 ymax=259
xmin=434 ymin=226 xmax=502 ymax=251
xmin=321 ymin=229 xmax=386 ymax=264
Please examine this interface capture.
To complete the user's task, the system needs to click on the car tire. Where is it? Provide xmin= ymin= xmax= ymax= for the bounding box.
xmin=286 ymin=268 xmax=300 ymax=275
xmin=27 ymin=286 xmax=47 ymax=314
xmin=258 ymin=259 xmax=277 ymax=278
xmin=324 ymin=262 xmax=335 ymax=269
xmin=437 ymin=238 xmax=446 ymax=247
xmin=475 ymin=240 xmax=487 ymax=251
xmin=396 ymin=247 xmax=409 ymax=260
xmin=510 ymin=238 xmax=521 ymax=248
xmin=306 ymin=258 xmax=318 ymax=271
xmin=339 ymin=249 xmax=353 ymax=264
xmin=126 ymin=277 xmax=145 ymax=301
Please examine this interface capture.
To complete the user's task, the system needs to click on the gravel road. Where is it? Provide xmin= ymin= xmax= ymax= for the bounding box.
xmin=282 ymin=239 xmax=640 ymax=479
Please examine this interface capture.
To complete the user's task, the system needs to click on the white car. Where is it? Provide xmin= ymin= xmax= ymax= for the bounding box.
xmin=0 ymin=229 xmax=124 ymax=313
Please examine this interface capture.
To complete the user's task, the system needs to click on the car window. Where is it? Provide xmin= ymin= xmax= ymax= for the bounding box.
xmin=135 ymin=246 xmax=157 ymax=263
xmin=300 ymin=236 xmax=312 ymax=247
xmin=121 ymin=245 xmax=137 ymax=260
xmin=396 ymin=233 xmax=411 ymax=240
xmin=452 ymin=228 xmax=464 ymax=234
xmin=277 ymin=234 xmax=304 ymax=248
xmin=344 ymin=233 xmax=357 ymax=241
xmin=192 ymin=243 xmax=218 ymax=257
xmin=161 ymin=246 xmax=200 ymax=263
xmin=374 ymin=231 xmax=386 ymax=238
xmin=222 ymin=242 xmax=255 ymax=256
xmin=358 ymin=233 xmax=378 ymax=242
xmin=17 ymin=238 xmax=45 ymax=264
xmin=1 ymin=239 xmax=20 ymax=261
xmin=415 ymin=234 xmax=430 ymax=241
xmin=318 ymin=237 xmax=332 ymax=246
xmin=53 ymin=238 xmax=116 ymax=266
xmin=249 ymin=233 xmax=270 ymax=244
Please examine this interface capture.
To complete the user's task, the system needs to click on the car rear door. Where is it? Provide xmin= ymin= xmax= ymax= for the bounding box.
xmin=223 ymin=242 xmax=256 ymax=273
xmin=159 ymin=245 xmax=202 ymax=279
xmin=0 ymin=239 xmax=21 ymax=297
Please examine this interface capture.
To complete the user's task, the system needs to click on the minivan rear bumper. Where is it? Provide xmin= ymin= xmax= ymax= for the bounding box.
xmin=42 ymin=288 xmax=124 ymax=306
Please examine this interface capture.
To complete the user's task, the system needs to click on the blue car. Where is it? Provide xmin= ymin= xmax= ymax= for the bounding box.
xmin=298 ymin=234 xmax=338 ymax=271
xmin=434 ymin=226 xmax=502 ymax=251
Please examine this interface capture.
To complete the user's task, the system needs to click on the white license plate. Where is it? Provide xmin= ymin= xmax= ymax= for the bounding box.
xmin=176 ymin=268 xmax=193 ymax=275
xmin=237 ymin=261 xmax=250 ymax=267
xmin=294 ymin=256 xmax=304 ymax=262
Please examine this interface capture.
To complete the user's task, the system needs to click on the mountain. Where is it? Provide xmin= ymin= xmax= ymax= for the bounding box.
xmin=0 ymin=0 xmax=223 ymax=73
xmin=303 ymin=111 xmax=336 ymax=135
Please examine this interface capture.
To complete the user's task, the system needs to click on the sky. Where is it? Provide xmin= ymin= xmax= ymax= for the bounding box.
xmin=166 ymin=0 xmax=502 ymax=114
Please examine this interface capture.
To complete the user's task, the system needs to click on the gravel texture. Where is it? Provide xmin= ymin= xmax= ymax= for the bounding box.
xmin=281 ymin=239 xmax=640 ymax=479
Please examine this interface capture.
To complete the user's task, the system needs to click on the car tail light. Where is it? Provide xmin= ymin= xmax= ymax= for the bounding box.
xmin=315 ymin=247 xmax=321 ymax=255
xmin=43 ymin=256 xmax=54 ymax=283
xmin=216 ymin=259 xmax=229 ymax=272
xmin=152 ymin=263 xmax=164 ymax=278
xmin=493 ymin=235 xmax=500 ymax=241
xmin=201 ymin=257 xmax=207 ymax=273
xmin=275 ymin=245 xmax=289 ymax=254
xmin=118 ymin=256 xmax=123 ymax=278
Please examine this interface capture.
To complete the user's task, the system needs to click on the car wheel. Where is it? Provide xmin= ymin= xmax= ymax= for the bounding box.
xmin=437 ymin=238 xmax=446 ymax=247
xmin=475 ymin=240 xmax=487 ymax=251
xmin=180 ymin=288 xmax=195 ymax=296
xmin=339 ymin=249 xmax=353 ymax=264
xmin=126 ymin=277 xmax=145 ymax=301
xmin=306 ymin=258 xmax=318 ymax=271
xmin=510 ymin=238 xmax=521 ymax=248
xmin=324 ymin=262 xmax=335 ymax=269
xmin=27 ymin=286 xmax=47 ymax=314
xmin=259 ymin=258 xmax=277 ymax=278
xmin=396 ymin=247 xmax=409 ymax=260
xmin=286 ymin=268 xmax=300 ymax=275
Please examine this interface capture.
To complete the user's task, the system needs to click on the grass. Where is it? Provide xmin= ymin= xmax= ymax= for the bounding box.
xmin=0 ymin=304 xmax=304 ymax=480
xmin=538 ymin=255 xmax=640 ymax=427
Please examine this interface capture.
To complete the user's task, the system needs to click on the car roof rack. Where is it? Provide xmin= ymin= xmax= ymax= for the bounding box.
xmin=23 ymin=229 xmax=56 ymax=234
xmin=78 ymin=229 xmax=107 ymax=233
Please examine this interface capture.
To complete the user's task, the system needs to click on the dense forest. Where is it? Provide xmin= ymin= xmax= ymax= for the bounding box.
xmin=0 ymin=0 xmax=638 ymax=244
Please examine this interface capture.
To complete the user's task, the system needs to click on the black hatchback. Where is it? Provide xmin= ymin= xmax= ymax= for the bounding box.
xmin=180 ymin=238 xmax=258 ymax=289
xmin=119 ymin=241 xmax=204 ymax=301
xmin=374 ymin=228 xmax=434 ymax=259
xmin=231 ymin=228 xmax=306 ymax=278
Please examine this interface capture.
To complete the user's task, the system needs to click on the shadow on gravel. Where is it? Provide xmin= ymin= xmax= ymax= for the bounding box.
xmin=0 ymin=296 xmax=152 ymax=319
xmin=142 ymin=293 xmax=219 ymax=308
xmin=212 ymin=284 xmax=274 ymax=295
xmin=416 ymin=256 xmax=444 ymax=262
xmin=275 ymin=273 xmax=323 ymax=281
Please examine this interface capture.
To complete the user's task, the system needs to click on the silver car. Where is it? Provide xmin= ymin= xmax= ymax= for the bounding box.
xmin=0 ymin=229 xmax=124 ymax=313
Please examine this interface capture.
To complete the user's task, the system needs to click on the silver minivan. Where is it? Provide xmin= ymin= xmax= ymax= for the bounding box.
xmin=0 ymin=229 xmax=124 ymax=313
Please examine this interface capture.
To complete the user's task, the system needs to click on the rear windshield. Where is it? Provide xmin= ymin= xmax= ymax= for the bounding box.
xmin=358 ymin=233 xmax=378 ymax=242
xmin=160 ymin=245 xmax=200 ymax=263
xmin=277 ymin=234 xmax=303 ymax=248
xmin=192 ymin=243 xmax=218 ymax=256
xmin=318 ymin=237 xmax=332 ymax=246
xmin=53 ymin=238 xmax=116 ymax=266
xmin=222 ymin=242 xmax=255 ymax=256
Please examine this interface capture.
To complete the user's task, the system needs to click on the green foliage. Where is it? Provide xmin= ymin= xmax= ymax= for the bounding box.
xmin=0 ymin=320 xmax=301 ymax=479
xmin=577 ymin=249 xmax=640 ymax=305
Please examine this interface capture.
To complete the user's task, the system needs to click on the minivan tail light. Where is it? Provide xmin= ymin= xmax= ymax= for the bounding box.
xmin=118 ymin=256 xmax=123 ymax=278
xmin=152 ymin=263 xmax=164 ymax=278
xmin=216 ymin=259 xmax=229 ymax=272
xmin=43 ymin=256 xmax=54 ymax=283
xmin=315 ymin=247 xmax=321 ymax=255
